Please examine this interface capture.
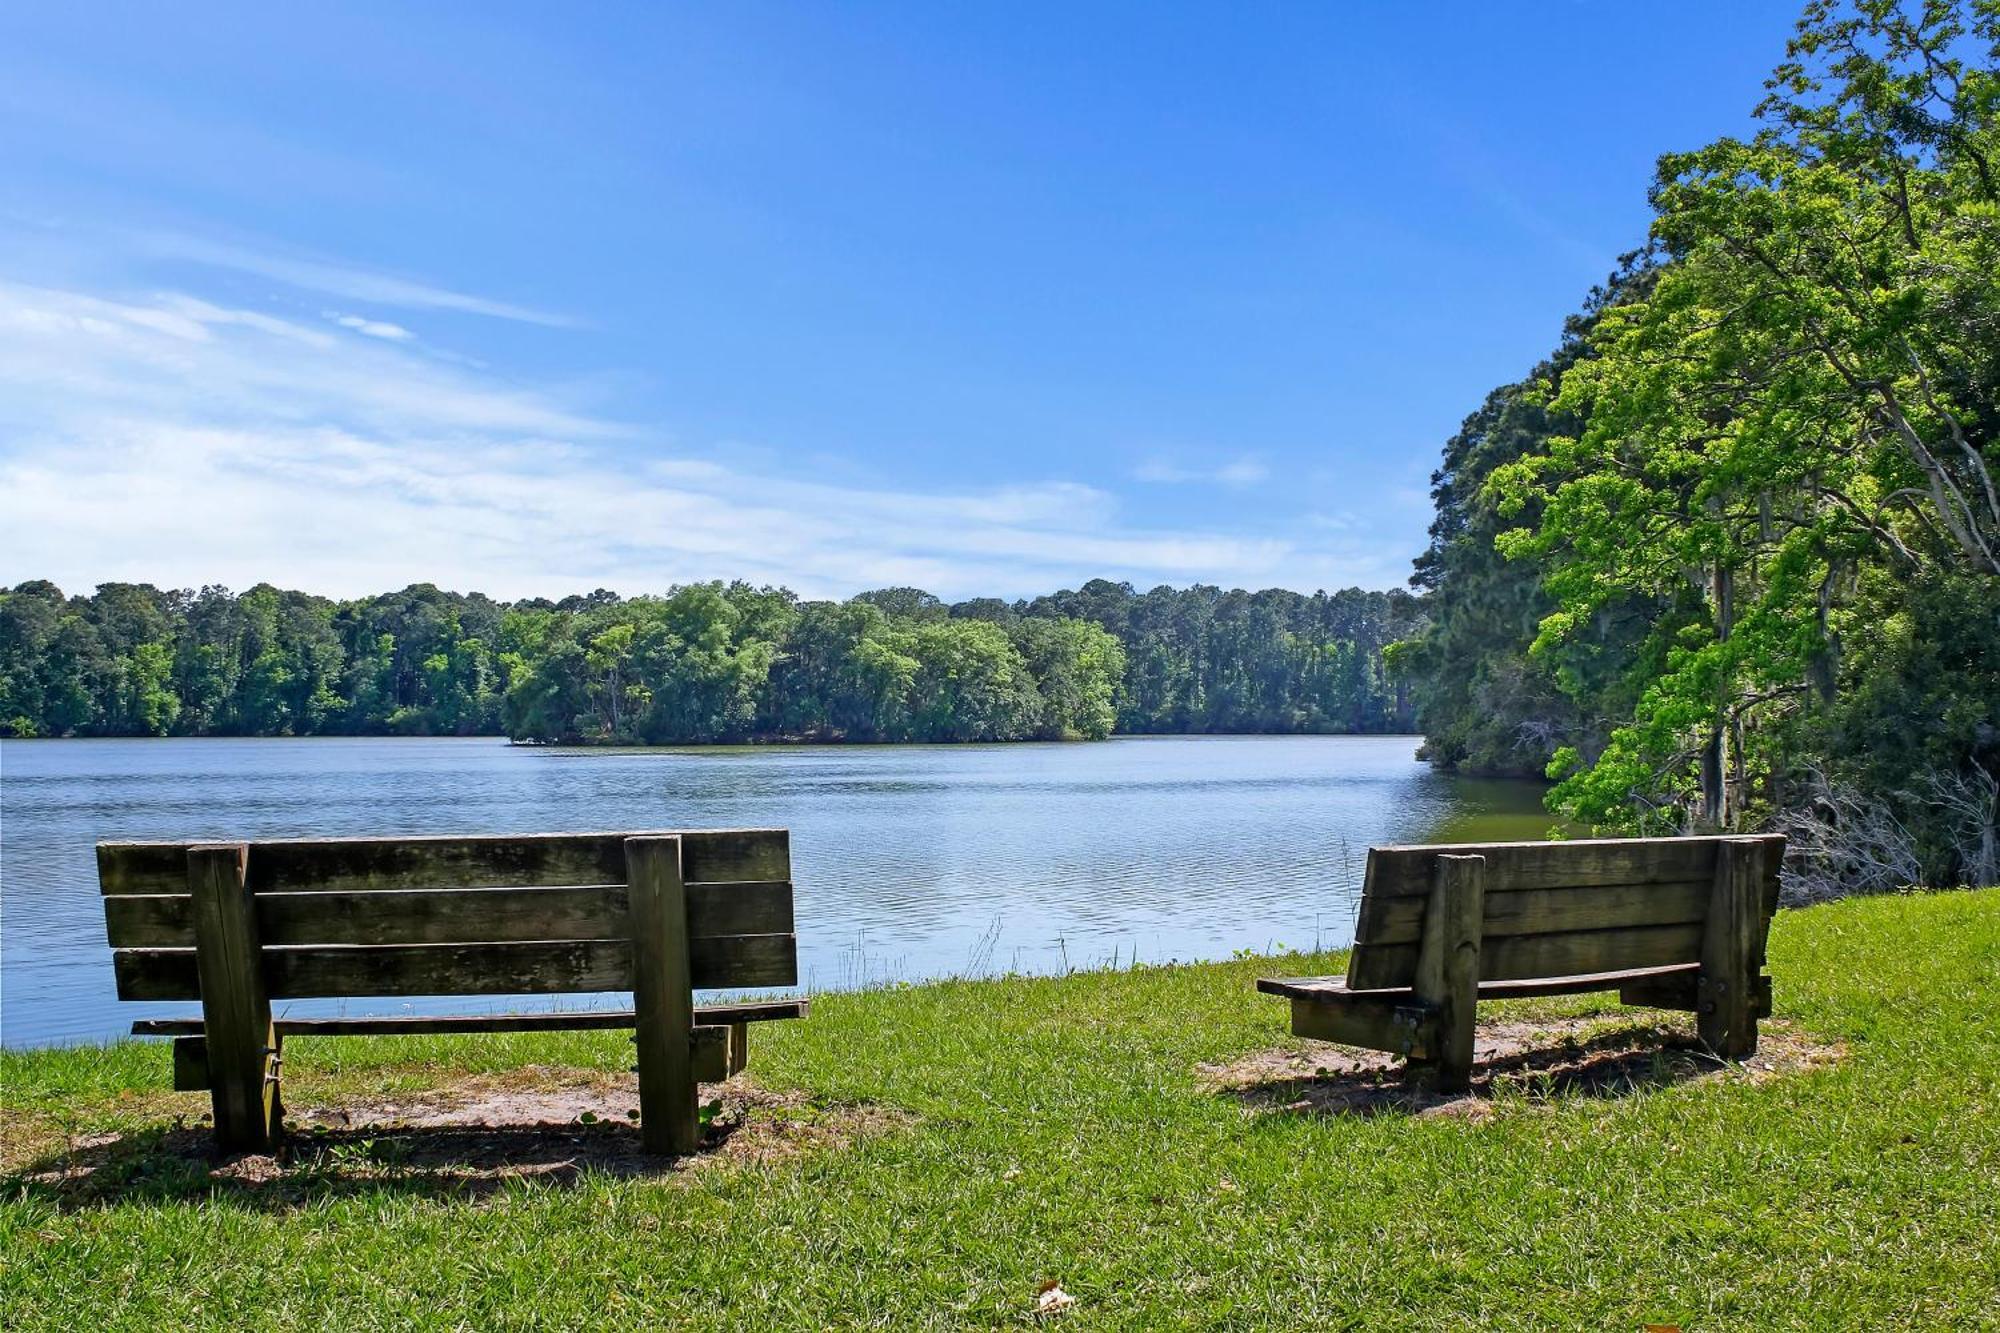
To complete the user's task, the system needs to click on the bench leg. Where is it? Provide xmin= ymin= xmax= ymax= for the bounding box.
xmin=627 ymin=836 xmax=699 ymax=1154
xmin=1412 ymin=853 xmax=1484 ymax=1093
xmin=1699 ymin=838 xmax=1763 ymax=1059
xmin=188 ymin=843 xmax=280 ymax=1152
xmin=727 ymin=1021 xmax=749 ymax=1077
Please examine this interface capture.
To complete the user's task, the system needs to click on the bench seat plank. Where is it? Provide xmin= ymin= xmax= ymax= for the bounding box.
xmin=1258 ymin=962 xmax=1703 ymax=1005
xmin=113 ymin=933 xmax=797 ymax=1000
xmin=130 ymin=999 xmax=807 ymax=1037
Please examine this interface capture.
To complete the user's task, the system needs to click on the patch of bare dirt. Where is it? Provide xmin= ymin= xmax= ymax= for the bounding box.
xmin=1200 ymin=1016 xmax=1845 ymax=1120
xmin=8 ymin=1069 xmax=914 ymax=1207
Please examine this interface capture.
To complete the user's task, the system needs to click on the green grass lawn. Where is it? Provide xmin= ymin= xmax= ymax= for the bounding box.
xmin=4 ymin=888 xmax=1997 ymax=1331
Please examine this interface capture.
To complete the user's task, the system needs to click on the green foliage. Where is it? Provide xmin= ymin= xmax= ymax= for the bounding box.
xmin=0 ymin=578 xmax=1416 ymax=745
xmin=1021 ymin=579 xmax=1424 ymax=735
xmin=1400 ymin=258 xmax=1659 ymax=777
xmin=1011 ymin=616 xmax=1125 ymax=739
xmin=1406 ymin=0 xmax=1998 ymax=886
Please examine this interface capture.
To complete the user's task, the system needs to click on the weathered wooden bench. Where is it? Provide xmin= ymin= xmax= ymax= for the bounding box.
xmin=98 ymin=829 xmax=805 ymax=1154
xmin=1258 ymin=834 xmax=1783 ymax=1091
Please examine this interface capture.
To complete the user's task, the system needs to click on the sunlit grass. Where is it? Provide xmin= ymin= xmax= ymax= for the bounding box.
xmin=3 ymin=889 xmax=1996 ymax=1330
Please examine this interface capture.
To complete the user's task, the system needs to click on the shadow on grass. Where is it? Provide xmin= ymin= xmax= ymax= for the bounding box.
xmin=1208 ymin=1017 xmax=1839 ymax=1120
xmin=8 ymin=1077 xmax=916 ymax=1212
xmin=5 ymin=1116 xmax=715 ymax=1210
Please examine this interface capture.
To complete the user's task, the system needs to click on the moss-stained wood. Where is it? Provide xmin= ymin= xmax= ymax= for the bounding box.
xmin=130 ymin=999 xmax=807 ymax=1037
xmin=97 ymin=829 xmax=790 ymax=895
xmin=1360 ymin=834 xmax=1784 ymax=899
xmin=690 ymin=1025 xmax=730 ymax=1084
xmin=1699 ymin=837 xmax=1767 ymax=1058
xmin=1354 ymin=879 xmax=1711 ymax=948
xmin=170 ymin=1035 xmax=210 ymax=1091
xmin=1348 ymin=921 xmax=1706 ymax=991
xmin=1412 ymin=853 xmax=1484 ymax=1091
xmin=112 ymin=932 xmax=797 ymax=1000
xmin=1260 ymin=961 xmax=1704 ymax=1006
xmin=1288 ymin=994 xmax=1437 ymax=1060
xmin=187 ymin=843 xmax=279 ymax=1151
xmin=628 ymin=836 xmax=699 ymax=1153
xmin=103 ymin=880 xmax=793 ymax=949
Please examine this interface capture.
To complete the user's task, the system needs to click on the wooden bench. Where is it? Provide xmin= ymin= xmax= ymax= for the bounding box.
xmin=1258 ymin=834 xmax=1783 ymax=1091
xmin=98 ymin=829 xmax=806 ymax=1154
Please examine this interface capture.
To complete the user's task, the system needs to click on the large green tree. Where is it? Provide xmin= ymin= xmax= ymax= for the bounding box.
xmin=1484 ymin=0 xmax=1997 ymax=864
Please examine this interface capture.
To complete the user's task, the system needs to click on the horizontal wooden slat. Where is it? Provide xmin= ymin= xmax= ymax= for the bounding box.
xmin=113 ymin=933 xmax=796 ymax=1000
xmin=1361 ymin=834 xmax=1784 ymax=898
xmin=1481 ymin=963 xmax=1707 ymax=1001
xmin=1260 ymin=962 xmax=1703 ymax=1005
xmin=1353 ymin=880 xmax=1710 ymax=948
xmin=130 ymin=999 xmax=807 ymax=1037
xmin=159 ymin=1022 xmax=763 ymax=1089
xmin=104 ymin=881 xmax=793 ymax=949
xmin=1347 ymin=922 xmax=1705 ymax=991
xmin=101 ymin=894 xmax=188 ymax=946
xmin=97 ymin=829 xmax=790 ymax=895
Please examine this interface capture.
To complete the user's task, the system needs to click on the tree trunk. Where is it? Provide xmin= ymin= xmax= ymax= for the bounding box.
xmin=1702 ymin=560 xmax=1736 ymax=830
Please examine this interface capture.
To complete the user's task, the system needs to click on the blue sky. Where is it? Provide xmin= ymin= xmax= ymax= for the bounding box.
xmin=0 ymin=2 xmax=1801 ymax=601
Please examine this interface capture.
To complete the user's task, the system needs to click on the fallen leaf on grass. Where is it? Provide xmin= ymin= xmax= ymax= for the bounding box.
xmin=1034 ymin=1281 xmax=1076 ymax=1317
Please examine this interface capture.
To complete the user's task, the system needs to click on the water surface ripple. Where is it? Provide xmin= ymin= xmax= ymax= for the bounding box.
xmin=0 ymin=734 xmax=1553 ymax=1046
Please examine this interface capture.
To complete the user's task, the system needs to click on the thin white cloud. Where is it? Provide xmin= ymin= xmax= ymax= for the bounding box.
xmin=328 ymin=312 xmax=414 ymax=341
xmin=1133 ymin=455 xmax=1271 ymax=486
xmin=1216 ymin=458 xmax=1271 ymax=485
xmin=0 ymin=281 xmax=608 ymax=440
xmin=127 ymin=229 xmax=576 ymax=327
xmin=0 ymin=278 xmax=1405 ymax=599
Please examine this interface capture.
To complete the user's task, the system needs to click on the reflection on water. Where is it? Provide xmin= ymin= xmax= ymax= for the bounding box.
xmin=0 ymin=734 xmax=1556 ymax=1047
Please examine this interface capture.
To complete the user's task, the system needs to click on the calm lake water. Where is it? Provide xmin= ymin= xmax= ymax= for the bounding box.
xmin=0 ymin=734 xmax=1555 ymax=1047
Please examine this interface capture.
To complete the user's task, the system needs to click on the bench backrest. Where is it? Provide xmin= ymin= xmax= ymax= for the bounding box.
xmin=1345 ymin=834 xmax=1783 ymax=991
xmin=99 ymin=829 xmax=796 ymax=1001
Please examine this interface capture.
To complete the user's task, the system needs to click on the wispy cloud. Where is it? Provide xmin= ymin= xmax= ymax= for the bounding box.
xmin=1132 ymin=455 xmax=1271 ymax=486
xmin=127 ymin=229 xmax=577 ymax=327
xmin=0 ymin=281 xmax=605 ymax=440
xmin=327 ymin=312 xmax=414 ymax=341
xmin=0 ymin=277 xmax=1403 ymax=599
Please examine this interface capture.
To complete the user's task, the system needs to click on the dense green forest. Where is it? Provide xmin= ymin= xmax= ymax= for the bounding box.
xmin=0 ymin=579 xmax=1422 ymax=745
xmin=1398 ymin=0 xmax=1999 ymax=895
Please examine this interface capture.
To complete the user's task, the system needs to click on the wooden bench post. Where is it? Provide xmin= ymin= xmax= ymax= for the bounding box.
xmin=187 ymin=843 xmax=279 ymax=1151
xmin=626 ymin=835 xmax=698 ymax=1154
xmin=1699 ymin=838 xmax=1763 ymax=1059
xmin=1412 ymin=853 xmax=1484 ymax=1093
xmin=727 ymin=1020 xmax=750 ymax=1077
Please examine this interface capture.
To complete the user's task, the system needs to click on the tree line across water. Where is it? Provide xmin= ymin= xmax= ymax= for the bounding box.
xmin=1395 ymin=1 xmax=1999 ymax=894
xmin=0 ymin=579 xmax=1423 ymax=745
